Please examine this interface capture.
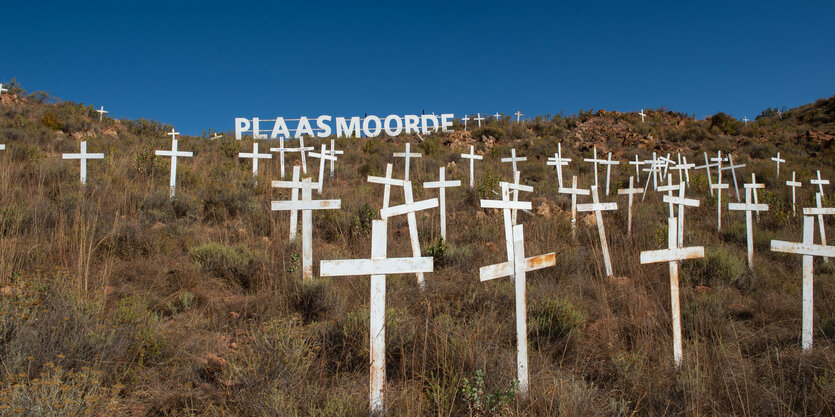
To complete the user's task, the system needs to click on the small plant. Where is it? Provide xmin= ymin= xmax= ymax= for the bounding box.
xmin=528 ymin=298 xmax=584 ymax=345
xmin=461 ymin=369 xmax=518 ymax=417
xmin=476 ymin=170 xmax=501 ymax=199
xmin=189 ymin=242 xmax=258 ymax=288
xmin=287 ymin=253 xmax=300 ymax=275
xmin=424 ymin=237 xmax=448 ymax=267
xmin=350 ymin=203 xmax=376 ymax=237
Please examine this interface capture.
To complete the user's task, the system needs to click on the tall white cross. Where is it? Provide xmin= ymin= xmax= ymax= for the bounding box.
xmin=584 ymin=146 xmax=607 ymax=189
xmin=272 ymin=166 xmax=322 ymax=240
xmin=546 ymin=143 xmax=571 ymax=189
xmin=508 ymin=171 xmax=533 ymax=225
xmin=393 ymin=142 xmax=422 ymax=181
xmin=577 ymin=185 xmax=618 ymax=277
xmin=474 ymin=113 xmax=485 ymax=128
xmin=695 ymin=152 xmax=717 ymax=196
xmin=787 ymin=171 xmax=802 ymax=216
xmin=95 ymin=106 xmax=108 ymax=122
xmin=743 ymin=116 xmax=749 ymax=125
xmin=269 ymin=138 xmax=289 ymax=178
xmin=638 ymin=109 xmax=647 ymax=123
xmin=423 ymin=167 xmax=461 ymax=240
xmin=328 ymin=139 xmax=343 ymax=178
xmin=641 ymin=153 xmax=661 ymax=198
xmin=272 ymin=177 xmax=341 ymax=280
xmin=238 ymin=142 xmax=272 ymax=182
xmin=155 ymin=130 xmax=192 ymax=200
xmin=501 ymin=148 xmax=527 ymax=174
xmin=771 ymin=152 xmax=785 ymax=178
xmin=804 ymin=193 xmax=834 ymax=262
xmin=460 ymin=145 xmax=483 ymax=188
xmin=745 ymin=173 xmax=765 ymax=222
xmin=482 ymin=182 xmax=530 ymax=263
xmin=309 ymin=144 xmax=337 ymax=194
xmin=319 ymin=220 xmax=433 ymax=415
xmin=284 ymin=137 xmax=314 ymax=174
xmin=629 ymin=154 xmax=643 ymax=184
xmin=480 ymin=223 xmax=555 ymax=399
xmin=62 ymin=141 xmax=104 ymax=185
xmin=600 ymin=152 xmax=620 ymax=196
xmin=640 ymin=216 xmax=704 ymax=366
xmin=559 ymin=176 xmax=590 ymax=242
xmin=380 ymin=181 xmax=438 ymax=287
xmin=811 ymin=170 xmax=829 ymax=198
xmin=720 ymin=153 xmax=744 ymax=201
xmin=210 ymin=133 xmax=223 ymax=140
xmin=663 ymin=182 xmax=700 ymax=248
xmin=493 ymin=112 xmax=502 ymax=120
xmin=461 ymin=114 xmax=470 ymax=130
xmin=514 ymin=110 xmax=524 ymax=122
xmin=656 ymin=176 xmax=680 ymax=218
xmin=771 ymin=216 xmax=835 ymax=350
xmin=680 ymin=156 xmax=693 ymax=185
xmin=658 ymin=154 xmax=674 ymax=182
xmin=728 ymin=186 xmax=769 ymax=270
xmin=710 ymin=153 xmax=730 ymax=232
xmin=618 ymin=176 xmax=643 ymax=236
xmin=368 ymin=164 xmax=406 ymax=218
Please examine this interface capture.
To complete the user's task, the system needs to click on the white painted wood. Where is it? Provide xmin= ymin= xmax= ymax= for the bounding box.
xmin=639 ymin=109 xmax=646 ymax=122
xmin=368 ymin=164 xmax=405 ymax=219
xmin=155 ymin=132 xmax=193 ymax=200
xmin=722 ymin=154 xmax=744 ymax=201
xmin=494 ymin=112 xmax=502 ymax=120
xmin=811 ymin=170 xmax=829 ymax=198
xmin=546 ymin=143 xmax=571 ymax=189
xmin=771 ymin=152 xmax=785 ymax=178
xmin=787 ymin=171 xmax=802 ymax=216
xmin=728 ymin=187 xmax=769 ymax=269
xmin=806 ymin=193 xmax=831 ymax=262
xmin=600 ymin=152 xmax=620 ymax=196
xmin=272 ymin=166 xmax=304 ymax=239
xmin=379 ymin=182 xmax=436 ymax=287
xmin=423 ymin=167 xmax=461 ymax=240
xmin=745 ymin=173 xmax=765 ymax=222
xmin=95 ymin=106 xmax=108 ymax=122
xmin=269 ymin=138 xmax=288 ymax=178
xmin=501 ymin=148 xmax=527 ymax=174
xmin=559 ymin=176 xmax=590 ymax=242
xmin=629 ymin=154 xmax=643 ymax=184
xmin=681 ymin=156 xmax=693 ymax=185
xmin=640 ymin=217 xmax=704 ymax=366
xmin=657 ymin=176 xmax=679 ymax=218
xmin=474 ymin=113 xmax=485 ymax=128
xmin=0 ymin=144 xmax=5 ymax=150
xmin=461 ymin=114 xmax=470 ymax=130
xmin=0 ymin=84 xmax=8 ymax=96
xmin=584 ymin=146 xmax=607 ymax=189
xmin=771 ymin=216 xmax=835 ymax=350
xmin=641 ymin=152 xmax=663 ymax=198
xmin=514 ymin=110 xmax=524 ymax=121
xmin=695 ymin=151 xmax=716 ymax=196
xmin=460 ymin=145 xmax=483 ymax=188
xmin=664 ymin=182 xmax=700 ymax=247
xmin=309 ymin=144 xmax=337 ymax=194
xmin=509 ymin=171 xmax=533 ymax=225
xmin=577 ymin=185 xmax=617 ymax=277
xmin=320 ymin=220 xmax=433 ymax=415
xmin=328 ymin=139 xmax=343 ymax=178
xmin=659 ymin=154 xmax=673 ymax=182
xmin=617 ymin=176 xmax=642 ymax=236
xmin=710 ymin=152 xmax=730 ymax=231
xmin=238 ymin=142 xmax=272 ymax=182
xmin=62 ymin=141 xmax=104 ymax=185
xmin=393 ymin=142 xmax=422 ymax=181
xmin=281 ymin=138 xmax=314 ymax=174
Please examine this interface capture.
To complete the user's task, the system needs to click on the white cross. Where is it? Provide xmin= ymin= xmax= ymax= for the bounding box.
xmin=584 ymin=146 xmax=608 ymax=189
xmin=283 ymin=138 xmax=314 ymax=174
xmin=720 ymin=153 xmax=744 ymax=201
xmin=728 ymin=186 xmax=769 ymax=270
xmin=0 ymin=83 xmax=8 ymax=96
xmin=559 ymin=176 xmax=590 ymax=242
xmin=423 ymin=167 xmax=461 ymax=240
xmin=771 ymin=216 xmax=835 ymax=350
xmin=786 ymin=171 xmax=802 ymax=216
xmin=658 ymin=154 xmax=674 ymax=182
xmin=493 ymin=112 xmax=501 ymax=120
xmin=328 ymin=139 xmax=343 ymax=178
xmin=771 ymin=152 xmax=785 ymax=178
xmin=640 ymin=216 xmax=704 ymax=366
xmin=308 ymin=144 xmax=338 ymax=194
xmin=155 ymin=132 xmax=193 ymax=200
xmin=474 ymin=113 xmax=485 ymax=128
xmin=270 ymin=138 xmax=289 ymax=179
xmin=210 ymin=133 xmax=223 ymax=140
xmin=663 ymin=182 xmax=700 ymax=248
xmin=680 ymin=156 xmax=694 ymax=185
xmin=95 ymin=106 xmax=108 ymax=122
xmin=272 ymin=165 xmax=323 ymax=240
xmin=481 ymin=182 xmax=531 ymax=263
xmin=695 ymin=152 xmax=718 ymax=196
xmin=656 ymin=176 xmax=680 ymax=218
xmin=804 ymin=192 xmax=834 ymax=262
xmin=743 ymin=116 xmax=749 ymax=125
xmin=577 ymin=185 xmax=618 ymax=277
xmin=460 ymin=145 xmax=483 ymax=188
xmin=811 ymin=170 xmax=829 ymax=198
xmin=393 ymin=142 xmax=422 ymax=181
xmin=639 ymin=109 xmax=649 ymax=123
xmin=600 ymin=152 xmax=620 ymax=196
xmin=238 ymin=142 xmax=272 ymax=182
xmin=368 ymin=164 xmax=406 ymax=216
xmin=319 ymin=220 xmax=433 ymax=415
xmin=508 ymin=171 xmax=534 ymax=225
xmin=744 ymin=173 xmax=765 ymax=223
xmin=546 ymin=143 xmax=571 ymax=189
xmin=514 ymin=110 xmax=524 ymax=122
xmin=461 ymin=114 xmax=470 ymax=130
xmin=479 ymin=223 xmax=554 ymax=399
xmin=167 ymin=128 xmax=180 ymax=141
xmin=710 ymin=152 xmax=730 ymax=232
xmin=62 ymin=141 xmax=104 ymax=185
xmin=501 ymin=148 xmax=527 ymax=174
xmin=617 ymin=176 xmax=643 ymax=236
xmin=380 ymin=181 xmax=438 ymax=287
xmin=272 ymin=177 xmax=341 ymax=280
xmin=641 ymin=153 xmax=661 ymax=198
xmin=629 ymin=155 xmax=643 ymax=184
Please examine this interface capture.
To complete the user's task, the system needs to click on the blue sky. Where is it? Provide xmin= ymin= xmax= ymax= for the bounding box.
xmin=2 ymin=0 xmax=833 ymax=135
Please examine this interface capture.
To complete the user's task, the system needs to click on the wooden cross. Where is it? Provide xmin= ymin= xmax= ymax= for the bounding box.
xmin=600 ymin=152 xmax=620 ymax=196
xmin=493 ymin=112 xmax=502 ymax=120
xmin=461 ymin=114 xmax=470 ymax=130
xmin=811 ymin=170 xmax=829 ymax=198
xmin=744 ymin=173 xmax=765 ymax=222
xmin=695 ymin=151 xmax=718 ymax=196
xmin=481 ymin=182 xmax=531 ymax=262
xmin=680 ymin=156 xmax=693 ymax=185
xmin=393 ymin=142 xmax=422 ymax=181
xmin=670 ymin=154 xmax=693 ymax=186
xmin=640 ymin=216 xmax=704 ymax=366
xmin=508 ymin=171 xmax=533 ymax=225
xmin=743 ymin=116 xmax=749 ymax=125
xmin=238 ymin=142 xmax=272 ymax=182
xmin=460 ymin=145 xmax=483 ymax=188
xmin=271 ymin=177 xmax=340 ymax=280
xmin=710 ymin=154 xmax=730 ymax=232
xmin=584 ymin=146 xmax=607 ymax=189
xmin=629 ymin=154 xmax=643 ymax=184
xmin=577 ymin=185 xmax=618 ymax=277
xmin=423 ymin=167 xmax=461 ymax=240
xmin=804 ymin=193 xmax=834 ymax=262
xmin=728 ymin=186 xmax=769 ymax=269
xmin=269 ymin=138 xmax=289 ymax=178
xmin=155 ymin=132 xmax=193 ymax=200
xmin=658 ymin=154 xmax=674 ymax=182
xmin=663 ymin=182 xmax=700 ymax=248
xmin=656 ymin=176 xmax=680 ymax=218
xmin=501 ymin=148 xmax=527 ymax=174
xmin=786 ymin=171 xmax=802 ymax=216
xmin=480 ymin=223 xmax=555 ymax=399
xmin=368 ymin=164 xmax=406 ymax=217
xmin=771 ymin=216 xmax=835 ymax=350
xmin=380 ymin=181 xmax=438 ymax=287
xmin=617 ymin=176 xmax=643 ymax=236
xmin=95 ymin=106 xmax=108 ymax=122
xmin=514 ymin=110 xmax=524 ymax=122
xmin=559 ymin=176 xmax=590 ymax=242
xmin=319 ymin=219 xmax=433 ymax=415
xmin=720 ymin=153 xmax=744 ymax=201
xmin=210 ymin=133 xmax=223 ymax=140
xmin=328 ymin=139 xmax=343 ymax=178
xmin=272 ymin=165 xmax=322 ymax=240
xmin=641 ymin=152 xmax=661 ymax=198
xmin=474 ymin=113 xmax=485 ymax=128
xmin=0 ymin=84 xmax=8 ymax=96
xmin=546 ymin=143 xmax=571 ymax=189
xmin=639 ymin=109 xmax=647 ymax=122
xmin=771 ymin=152 xmax=785 ymax=178
xmin=309 ymin=144 xmax=337 ymax=194
xmin=167 ymin=128 xmax=180 ymax=141
xmin=284 ymin=137 xmax=314 ymax=174
xmin=62 ymin=141 xmax=104 ymax=185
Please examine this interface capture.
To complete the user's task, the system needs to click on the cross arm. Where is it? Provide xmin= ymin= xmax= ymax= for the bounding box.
xmin=320 ymin=257 xmax=434 ymax=277
xmin=576 ymin=202 xmax=617 ymax=212
xmin=771 ymin=240 xmax=835 ymax=258
xmin=380 ymin=198 xmax=439 ymax=219
xmin=480 ymin=200 xmax=532 ymax=210
xmin=480 ymin=253 xmax=556 ymax=281
xmin=271 ymin=199 xmax=341 ymax=211
xmin=640 ymin=246 xmax=704 ymax=264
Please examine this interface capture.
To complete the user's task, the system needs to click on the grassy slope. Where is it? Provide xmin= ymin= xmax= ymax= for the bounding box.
xmin=1 ymin=83 xmax=835 ymax=415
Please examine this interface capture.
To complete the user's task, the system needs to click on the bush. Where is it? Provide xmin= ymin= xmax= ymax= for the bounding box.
xmin=528 ymin=298 xmax=584 ymax=345
xmin=189 ymin=242 xmax=258 ymax=288
xmin=472 ymin=126 xmax=505 ymax=141
xmin=424 ymin=237 xmax=448 ymax=267
xmin=683 ymin=245 xmax=751 ymax=290
xmin=461 ymin=369 xmax=518 ymax=417
xmin=0 ymin=363 xmax=122 ymax=415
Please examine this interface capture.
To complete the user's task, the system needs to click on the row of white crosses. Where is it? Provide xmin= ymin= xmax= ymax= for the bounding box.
xmin=459 ymin=111 xmax=524 ymax=130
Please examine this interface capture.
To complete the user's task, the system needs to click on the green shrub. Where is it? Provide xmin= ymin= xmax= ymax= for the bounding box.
xmin=683 ymin=245 xmax=751 ymax=290
xmin=461 ymin=369 xmax=518 ymax=417
xmin=528 ymin=298 xmax=584 ymax=345
xmin=350 ymin=203 xmax=376 ymax=237
xmin=189 ymin=242 xmax=258 ymax=288
xmin=472 ymin=126 xmax=505 ymax=140
xmin=293 ymin=278 xmax=332 ymax=323
xmin=0 ymin=363 xmax=122 ymax=415
xmin=476 ymin=170 xmax=501 ymax=198
xmin=424 ymin=237 xmax=448 ymax=267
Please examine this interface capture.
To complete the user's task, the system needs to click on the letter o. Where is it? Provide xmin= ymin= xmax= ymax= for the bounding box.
xmin=384 ymin=115 xmax=403 ymax=136
xmin=363 ymin=116 xmax=382 ymax=137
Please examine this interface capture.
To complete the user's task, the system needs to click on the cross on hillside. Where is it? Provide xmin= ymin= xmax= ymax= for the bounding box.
xmin=720 ymin=153 xmax=744 ymax=201
xmin=786 ymin=171 xmax=802 ymax=216
xmin=508 ymin=171 xmax=534 ymax=225
xmin=663 ymin=182 xmax=700 ymax=248
xmin=577 ymin=185 xmax=618 ymax=277
xmin=309 ymin=144 xmax=337 ymax=194
xmin=95 ymin=106 xmax=108 ymax=122
xmin=811 ymin=170 xmax=829 ymax=197
xmin=272 ymin=166 xmax=322 ymax=240
xmin=559 ymin=175 xmax=590 ymax=242
xmin=319 ymin=220 xmax=433 ymax=415
xmin=710 ymin=152 xmax=730 ymax=232
xmin=618 ymin=176 xmax=643 ymax=236
xmin=695 ymin=151 xmax=718 ymax=196
xmin=546 ymin=143 xmax=571 ymax=189
xmin=639 ymin=109 xmax=647 ymax=123
xmin=461 ymin=114 xmax=470 ymax=130
xmin=155 ymin=130 xmax=193 ymax=200
xmin=474 ymin=113 xmax=485 ymax=128
xmin=514 ymin=110 xmax=524 ymax=122
xmin=271 ymin=177 xmax=340 ymax=280
xmin=744 ymin=173 xmax=765 ymax=222
xmin=0 ymin=84 xmax=8 ymax=97
xmin=62 ymin=141 xmax=104 ymax=185
xmin=269 ymin=138 xmax=289 ymax=178
xmin=368 ymin=164 xmax=406 ymax=217
xmin=771 ymin=216 xmax=835 ymax=350
xmin=629 ymin=154 xmax=643 ymax=184
xmin=423 ymin=167 xmax=461 ymax=240
xmin=238 ymin=142 xmax=272 ymax=183
xmin=656 ymin=176 xmax=680 ymax=218
xmin=393 ymin=142 xmax=422 ymax=181
xmin=493 ymin=112 xmax=501 ymax=120
xmin=380 ymin=181 xmax=438 ymax=288
xmin=460 ymin=145 xmax=483 ymax=188
xmin=804 ymin=193 xmax=835 ymax=262
xmin=729 ymin=186 xmax=769 ymax=270
xmin=327 ymin=139 xmax=343 ymax=178
xmin=641 ymin=152 xmax=661 ymax=198
xmin=600 ymin=152 xmax=620 ymax=196
xmin=771 ymin=152 xmax=785 ymax=178
xmin=584 ymin=146 xmax=607 ymax=189
xmin=501 ymin=148 xmax=527 ymax=174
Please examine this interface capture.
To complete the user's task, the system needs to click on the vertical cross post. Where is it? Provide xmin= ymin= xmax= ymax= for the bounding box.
xmin=577 ymin=186 xmax=618 ymax=277
xmin=423 ymin=167 xmax=461 ymax=240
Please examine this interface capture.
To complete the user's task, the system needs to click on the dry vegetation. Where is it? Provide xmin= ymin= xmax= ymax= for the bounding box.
xmin=1 ymin=81 xmax=835 ymax=415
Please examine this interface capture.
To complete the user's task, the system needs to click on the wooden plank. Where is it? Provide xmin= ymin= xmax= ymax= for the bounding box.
xmin=640 ymin=247 xmax=704 ymax=264
xmin=320 ymin=257 xmax=434 ymax=276
xmin=479 ymin=253 xmax=556 ymax=281
xmin=379 ymin=197 xmax=438 ymax=219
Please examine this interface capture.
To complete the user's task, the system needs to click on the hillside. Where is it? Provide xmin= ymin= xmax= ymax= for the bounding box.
xmin=1 ymin=81 xmax=835 ymax=416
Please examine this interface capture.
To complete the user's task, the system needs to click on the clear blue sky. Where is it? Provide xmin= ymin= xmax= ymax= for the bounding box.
xmin=2 ymin=1 xmax=833 ymax=135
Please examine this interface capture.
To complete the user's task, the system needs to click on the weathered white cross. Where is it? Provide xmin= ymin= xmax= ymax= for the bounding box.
xmin=319 ymin=219 xmax=433 ymax=415
xmin=658 ymin=154 xmax=674 ymax=182
xmin=629 ymin=154 xmax=643 ymax=184
xmin=514 ymin=110 xmax=524 ymax=122
xmin=269 ymin=138 xmax=289 ymax=178
xmin=423 ymin=167 xmax=461 ymax=240
xmin=744 ymin=173 xmax=765 ymax=222
xmin=728 ymin=186 xmax=769 ymax=270
xmin=309 ymin=144 xmax=337 ymax=194
xmin=771 ymin=216 xmax=835 ymax=350
xmin=720 ymin=153 xmax=744 ymax=201
xmin=501 ymin=148 xmax=527 ymax=174
xmin=95 ymin=106 xmax=108 ymax=122
xmin=639 ymin=109 xmax=647 ymax=123
xmin=577 ymin=185 xmax=618 ymax=277
xmin=474 ymin=113 xmax=485 ymax=128
xmin=461 ymin=114 xmax=470 ymax=130
xmin=710 ymin=153 xmax=730 ymax=232
xmin=493 ymin=112 xmax=502 ymax=120
xmin=640 ymin=216 xmax=704 ymax=366
xmin=328 ymin=139 xmax=343 ymax=178
xmin=695 ymin=151 xmax=718 ymax=196
xmin=271 ymin=177 xmax=341 ymax=280
xmin=393 ymin=142 xmax=422 ymax=181
xmin=0 ymin=84 xmax=8 ymax=96
xmin=155 ymin=129 xmax=193 ymax=200
xmin=663 ymin=182 xmax=700 ymax=248
xmin=600 ymin=152 xmax=620 ymax=196
xmin=804 ymin=193 xmax=834 ymax=262
xmin=460 ymin=145 xmax=483 ymax=188
xmin=62 ymin=140 xmax=104 ymax=185
xmin=272 ymin=166 xmax=322 ymax=240
xmin=508 ymin=171 xmax=534 ymax=225
xmin=559 ymin=175 xmax=590 ymax=242
xmin=771 ymin=152 xmax=785 ymax=178
xmin=656 ymin=176 xmax=680 ymax=218
xmin=617 ymin=176 xmax=643 ymax=236
xmin=546 ymin=143 xmax=571 ymax=189
xmin=786 ymin=171 xmax=802 ymax=216
xmin=641 ymin=152 xmax=661 ymax=198
xmin=283 ymin=137 xmax=314 ymax=174
xmin=368 ymin=164 xmax=406 ymax=218
xmin=380 ymin=181 xmax=438 ymax=288
xmin=584 ymin=146 xmax=607 ymax=189
xmin=743 ymin=116 xmax=749 ymax=125
xmin=210 ymin=133 xmax=223 ymax=140
xmin=811 ymin=170 xmax=829 ymax=198
xmin=482 ymin=182 xmax=530 ymax=262
xmin=238 ymin=142 xmax=272 ymax=182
